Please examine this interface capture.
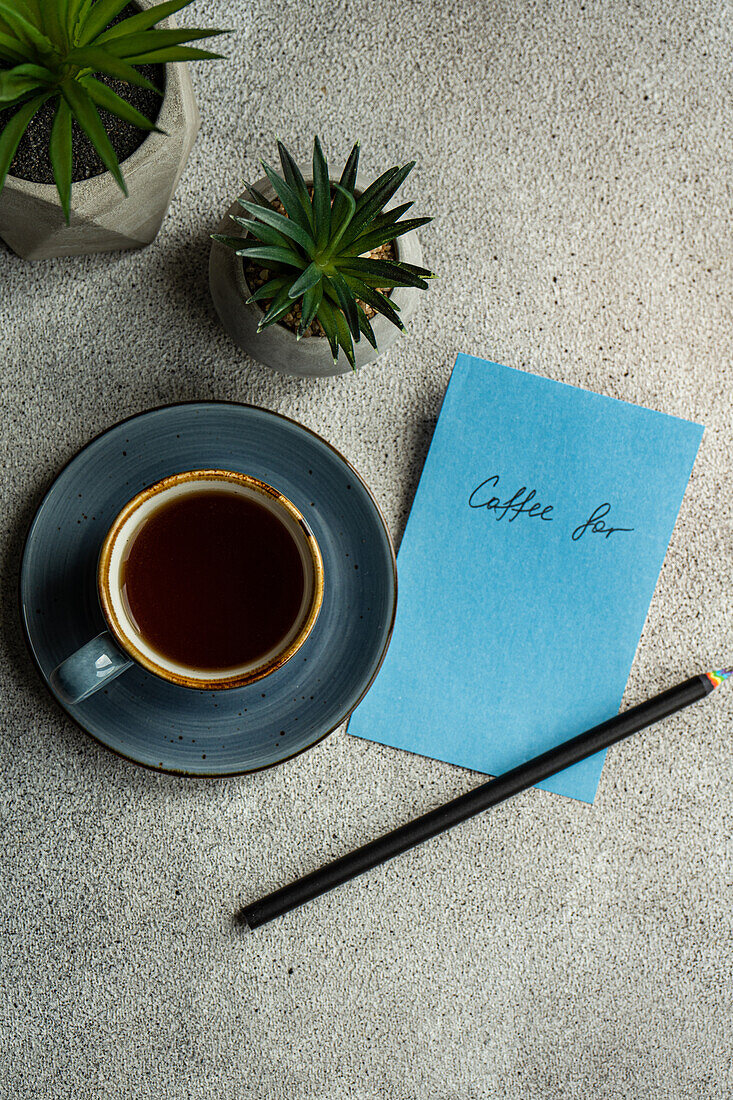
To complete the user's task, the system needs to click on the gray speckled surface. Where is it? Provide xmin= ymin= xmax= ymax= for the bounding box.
xmin=1 ymin=1 xmax=732 ymax=1097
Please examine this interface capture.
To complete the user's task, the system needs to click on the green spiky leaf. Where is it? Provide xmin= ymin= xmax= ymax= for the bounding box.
xmin=245 ymin=276 xmax=289 ymax=304
xmin=0 ymin=31 xmax=28 ymax=64
xmin=99 ymin=28 xmax=226 ymax=58
xmin=49 ymin=94 xmax=72 ymax=221
xmin=394 ymin=259 xmax=434 ymax=277
xmin=211 ymin=232 xmax=250 ymax=250
xmin=327 ymin=146 xmax=359 ymax=244
xmin=342 ymin=274 xmax=404 ymax=330
xmin=260 ymin=161 xmax=312 ymax=234
xmin=335 ymin=141 xmax=359 ymax=202
xmin=298 ymin=281 xmax=323 ymax=337
xmin=65 ymin=46 xmax=160 ymax=90
xmin=329 ymin=271 xmax=360 ymax=341
xmin=228 ymin=216 xmax=291 ymax=249
xmin=69 ymin=0 xmax=94 ymax=39
xmin=0 ymin=2 xmax=56 ymax=58
xmin=95 ymin=0 xmax=194 ymax=42
xmin=240 ymin=181 xmax=276 ymax=211
xmin=258 ymin=284 xmax=295 ymax=330
xmin=356 ymin=304 xmax=377 ymax=348
xmin=234 ymin=244 xmax=305 ymax=268
xmin=368 ymin=201 xmax=414 ymax=229
xmin=41 ymin=1 xmax=69 ymax=46
xmin=311 ymin=135 xmax=330 ymax=250
xmin=237 ymin=199 xmax=314 ymax=256
xmin=122 ymin=46 xmax=225 ymax=65
xmin=332 ymin=303 xmax=356 ymax=368
xmin=60 ymin=78 xmax=125 ymax=193
xmin=316 ymin=296 xmax=340 ymax=362
xmin=322 ymin=181 xmax=356 ymax=258
xmin=0 ymin=91 xmax=48 ymax=190
xmin=277 ymin=139 xmax=313 ymax=228
xmin=76 ymin=0 xmax=130 ymax=45
xmin=289 ymin=261 xmax=322 ymax=298
xmin=0 ymin=63 xmax=52 ymax=102
xmin=338 ymin=256 xmax=432 ymax=289
xmin=80 ymin=75 xmax=163 ymax=131
xmin=340 ymin=162 xmax=415 ymax=246
xmin=338 ymin=216 xmax=432 ymax=257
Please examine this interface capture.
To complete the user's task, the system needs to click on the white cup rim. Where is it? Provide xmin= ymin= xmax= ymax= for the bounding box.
xmin=97 ymin=469 xmax=324 ymax=690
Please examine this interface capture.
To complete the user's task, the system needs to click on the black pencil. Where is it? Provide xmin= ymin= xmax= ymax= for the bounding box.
xmin=241 ymin=667 xmax=731 ymax=929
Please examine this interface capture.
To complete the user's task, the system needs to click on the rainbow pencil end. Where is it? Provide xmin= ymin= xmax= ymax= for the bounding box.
xmin=706 ymin=668 xmax=733 ymax=689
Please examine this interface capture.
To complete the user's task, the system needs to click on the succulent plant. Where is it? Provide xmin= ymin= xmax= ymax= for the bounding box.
xmin=212 ymin=138 xmax=434 ymax=369
xmin=0 ymin=0 xmax=226 ymax=220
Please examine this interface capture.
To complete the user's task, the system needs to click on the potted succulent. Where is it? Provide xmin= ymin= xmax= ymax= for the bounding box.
xmin=209 ymin=138 xmax=433 ymax=377
xmin=0 ymin=0 xmax=226 ymax=259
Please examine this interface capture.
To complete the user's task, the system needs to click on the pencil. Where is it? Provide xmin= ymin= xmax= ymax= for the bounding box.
xmin=241 ymin=668 xmax=731 ymax=929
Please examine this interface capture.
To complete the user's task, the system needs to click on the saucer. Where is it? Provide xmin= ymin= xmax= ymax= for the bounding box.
xmin=20 ymin=403 xmax=397 ymax=776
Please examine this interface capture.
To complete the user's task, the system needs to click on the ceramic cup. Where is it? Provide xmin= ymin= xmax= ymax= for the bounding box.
xmin=50 ymin=470 xmax=324 ymax=705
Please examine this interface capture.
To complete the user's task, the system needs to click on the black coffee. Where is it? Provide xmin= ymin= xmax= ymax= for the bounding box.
xmin=121 ymin=490 xmax=306 ymax=671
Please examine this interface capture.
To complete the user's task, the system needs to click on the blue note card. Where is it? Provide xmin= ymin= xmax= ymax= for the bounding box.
xmin=348 ymin=355 xmax=704 ymax=803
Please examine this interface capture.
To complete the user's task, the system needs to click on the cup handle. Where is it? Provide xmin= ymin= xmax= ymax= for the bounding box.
xmin=50 ymin=631 xmax=134 ymax=705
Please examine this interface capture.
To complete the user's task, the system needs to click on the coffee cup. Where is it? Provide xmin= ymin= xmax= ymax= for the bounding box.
xmin=50 ymin=470 xmax=324 ymax=704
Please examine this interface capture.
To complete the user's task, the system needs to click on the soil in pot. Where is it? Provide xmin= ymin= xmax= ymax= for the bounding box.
xmin=0 ymin=5 xmax=165 ymax=185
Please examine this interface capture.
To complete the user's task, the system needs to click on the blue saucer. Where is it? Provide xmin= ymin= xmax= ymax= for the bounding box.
xmin=20 ymin=403 xmax=397 ymax=776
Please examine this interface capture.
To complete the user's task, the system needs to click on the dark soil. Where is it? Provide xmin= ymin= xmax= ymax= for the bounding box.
xmin=0 ymin=5 xmax=165 ymax=184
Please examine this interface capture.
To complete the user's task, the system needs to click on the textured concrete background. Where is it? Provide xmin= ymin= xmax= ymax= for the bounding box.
xmin=1 ymin=1 xmax=732 ymax=1097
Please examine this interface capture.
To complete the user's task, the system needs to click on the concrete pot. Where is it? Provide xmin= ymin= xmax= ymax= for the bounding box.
xmin=0 ymin=1 xmax=199 ymax=260
xmin=208 ymin=169 xmax=425 ymax=378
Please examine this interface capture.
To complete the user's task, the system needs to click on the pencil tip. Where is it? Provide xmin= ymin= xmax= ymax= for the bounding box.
xmin=706 ymin=668 xmax=733 ymax=689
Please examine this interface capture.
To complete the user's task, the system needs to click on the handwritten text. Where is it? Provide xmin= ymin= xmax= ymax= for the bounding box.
xmin=468 ymin=475 xmax=634 ymax=544
xmin=571 ymin=503 xmax=634 ymax=541
xmin=467 ymin=476 xmax=554 ymax=522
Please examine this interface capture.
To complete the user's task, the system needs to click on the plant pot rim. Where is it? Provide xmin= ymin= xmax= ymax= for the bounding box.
xmin=4 ymin=0 xmax=181 ymax=201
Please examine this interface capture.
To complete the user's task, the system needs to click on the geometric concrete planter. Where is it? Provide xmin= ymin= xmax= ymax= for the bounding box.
xmin=0 ymin=2 xmax=199 ymax=260
xmin=208 ymin=167 xmax=424 ymax=378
